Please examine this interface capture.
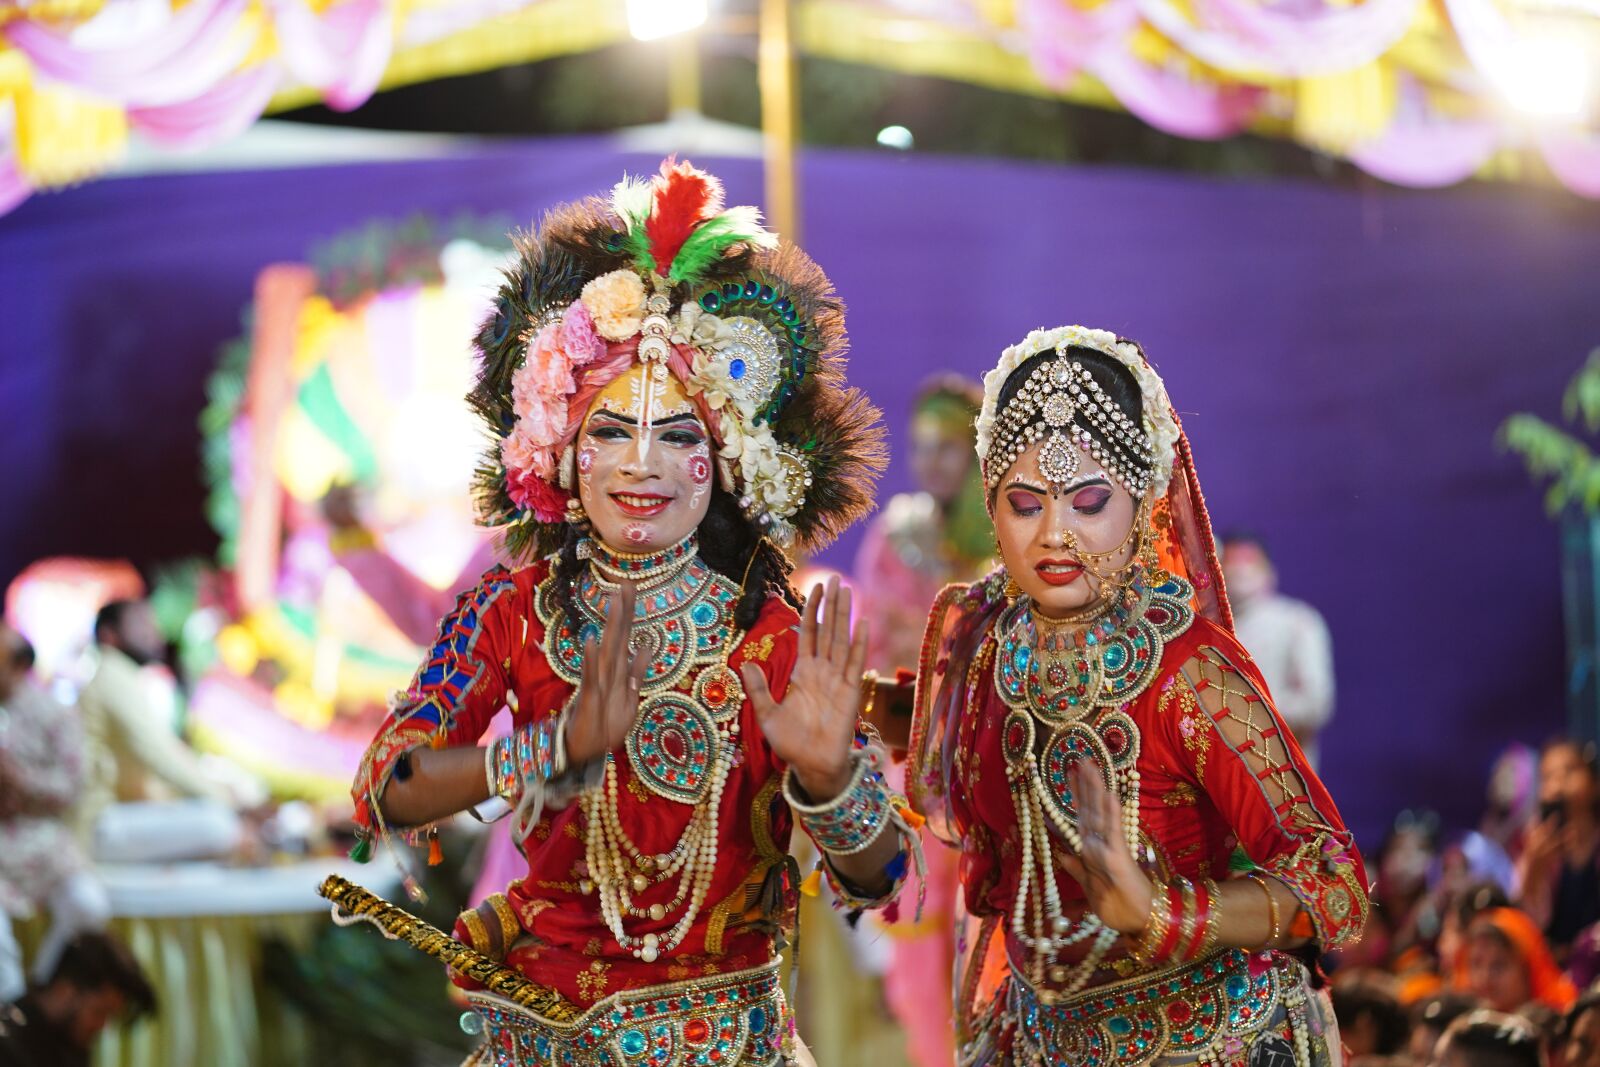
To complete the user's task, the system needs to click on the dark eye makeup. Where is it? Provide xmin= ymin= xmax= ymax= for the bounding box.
xmin=1073 ymin=486 xmax=1113 ymax=515
xmin=1006 ymin=490 xmax=1043 ymax=516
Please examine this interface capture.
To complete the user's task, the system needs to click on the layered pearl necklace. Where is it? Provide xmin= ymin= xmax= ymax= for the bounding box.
xmin=538 ymin=535 xmax=747 ymax=964
xmin=994 ymin=571 xmax=1195 ymax=998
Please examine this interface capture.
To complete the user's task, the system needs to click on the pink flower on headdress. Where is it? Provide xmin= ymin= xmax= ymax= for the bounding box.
xmin=506 ymin=470 xmax=569 ymax=523
xmin=512 ymin=324 xmax=576 ymax=411
xmin=500 ymin=429 xmax=556 ymax=480
xmin=560 ymin=302 xmax=606 ymax=367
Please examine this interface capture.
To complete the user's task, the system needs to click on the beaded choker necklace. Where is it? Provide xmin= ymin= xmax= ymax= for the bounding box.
xmin=993 ymin=571 xmax=1196 ymax=998
xmin=587 ymin=534 xmax=697 ymax=585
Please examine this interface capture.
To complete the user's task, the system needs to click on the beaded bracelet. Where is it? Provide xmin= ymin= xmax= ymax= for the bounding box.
xmin=485 ymin=716 xmax=568 ymax=804
xmin=782 ymin=747 xmax=894 ymax=856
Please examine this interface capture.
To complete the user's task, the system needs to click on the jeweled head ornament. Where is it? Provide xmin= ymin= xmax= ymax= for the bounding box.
xmin=975 ymin=325 xmax=1179 ymax=500
xmin=469 ymin=159 xmax=885 ymax=561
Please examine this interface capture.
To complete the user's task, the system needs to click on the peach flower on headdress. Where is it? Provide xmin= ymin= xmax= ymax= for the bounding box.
xmin=579 ymin=270 xmax=647 ymax=341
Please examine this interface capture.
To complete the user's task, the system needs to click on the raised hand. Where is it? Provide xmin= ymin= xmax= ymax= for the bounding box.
xmin=1057 ymin=760 xmax=1156 ymax=935
xmin=743 ymin=575 xmax=869 ymax=802
xmin=564 ymin=582 xmax=649 ymax=767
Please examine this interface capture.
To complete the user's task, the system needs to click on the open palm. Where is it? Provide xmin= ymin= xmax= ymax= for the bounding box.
xmin=743 ymin=575 xmax=869 ymax=801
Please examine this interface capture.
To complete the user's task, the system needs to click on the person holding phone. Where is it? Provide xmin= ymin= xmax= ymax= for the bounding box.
xmin=1516 ymin=739 xmax=1600 ymax=957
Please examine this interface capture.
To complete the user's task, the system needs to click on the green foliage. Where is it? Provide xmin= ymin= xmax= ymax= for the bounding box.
xmin=1499 ymin=347 xmax=1600 ymax=515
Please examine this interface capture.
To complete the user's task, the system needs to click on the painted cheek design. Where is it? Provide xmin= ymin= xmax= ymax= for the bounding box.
xmin=687 ymin=453 xmax=710 ymax=485
xmin=577 ymin=447 xmax=596 ymax=474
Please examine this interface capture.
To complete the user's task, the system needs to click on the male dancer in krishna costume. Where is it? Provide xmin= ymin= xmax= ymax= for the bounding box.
xmin=328 ymin=162 xmax=921 ymax=1066
xmin=910 ymin=326 xmax=1369 ymax=1067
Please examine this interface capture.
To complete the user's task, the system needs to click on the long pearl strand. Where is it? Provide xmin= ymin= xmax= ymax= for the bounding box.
xmin=584 ymin=748 xmax=732 ymax=963
xmin=1009 ymin=775 xmax=1118 ymax=997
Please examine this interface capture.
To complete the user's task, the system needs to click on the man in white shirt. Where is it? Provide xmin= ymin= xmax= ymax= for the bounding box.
xmin=75 ymin=600 xmax=240 ymax=864
xmin=1221 ymin=533 xmax=1336 ymax=769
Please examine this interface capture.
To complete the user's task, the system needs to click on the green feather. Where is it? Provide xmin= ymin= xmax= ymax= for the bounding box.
xmin=667 ymin=208 xmax=777 ymax=285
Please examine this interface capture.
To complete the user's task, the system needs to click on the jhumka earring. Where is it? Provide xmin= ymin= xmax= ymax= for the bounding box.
xmin=1003 ymin=573 xmax=1023 ymax=600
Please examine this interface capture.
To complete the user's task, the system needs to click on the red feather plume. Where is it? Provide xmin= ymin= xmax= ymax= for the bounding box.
xmin=644 ymin=159 xmax=724 ymax=277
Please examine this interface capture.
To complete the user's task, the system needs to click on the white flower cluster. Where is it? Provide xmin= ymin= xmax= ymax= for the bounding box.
xmin=976 ymin=324 xmax=1179 ymax=499
xmin=681 ymin=308 xmax=808 ymax=540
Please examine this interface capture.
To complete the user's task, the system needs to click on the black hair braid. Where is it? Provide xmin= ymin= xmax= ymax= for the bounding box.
xmin=549 ymin=484 xmax=800 ymax=637
xmin=551 ymin=522 xmax=586 ymax=634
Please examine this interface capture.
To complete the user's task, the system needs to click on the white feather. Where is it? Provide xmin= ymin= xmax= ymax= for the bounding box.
xmin=715 ymin=205 xmax=779 ymax=248
xmin=609 ymin=174 xmax=654 ymax=230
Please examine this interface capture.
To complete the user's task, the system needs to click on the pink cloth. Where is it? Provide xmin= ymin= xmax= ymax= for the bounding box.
xmin=853 ymin=500 xmax=975 ymax=1067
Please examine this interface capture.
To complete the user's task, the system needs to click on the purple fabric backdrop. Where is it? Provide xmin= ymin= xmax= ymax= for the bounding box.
xmin=3 ymin=136 xmax=1599 ymax=847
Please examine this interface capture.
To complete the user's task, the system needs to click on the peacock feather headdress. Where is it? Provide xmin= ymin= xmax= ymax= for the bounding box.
xmin=468 ymin=159 xmax=885 ymax=564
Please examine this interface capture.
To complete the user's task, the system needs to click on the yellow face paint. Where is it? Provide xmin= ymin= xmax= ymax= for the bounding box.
xmin=591 ymin=363 xmax=696 ymax=462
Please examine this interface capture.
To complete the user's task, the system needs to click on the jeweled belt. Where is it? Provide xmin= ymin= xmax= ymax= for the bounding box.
xmin=465 ymin=962 xmax=793 ymax=1067
xmin=1008 ymin=948 xmax=1292 ymax=1067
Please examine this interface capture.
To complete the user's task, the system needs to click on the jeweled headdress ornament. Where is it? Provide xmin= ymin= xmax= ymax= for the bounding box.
xmin=470 ymin=159 xmax=884 ymax=561
xmin=975 ymin=325 xmax=1180 ymax=499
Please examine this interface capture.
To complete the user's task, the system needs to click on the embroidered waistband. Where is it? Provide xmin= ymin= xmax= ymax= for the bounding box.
xmin=465 ymin=962 xmax=793 ymax=1067
xmin=1008 ymin=949 xmax=1296 ymax=1067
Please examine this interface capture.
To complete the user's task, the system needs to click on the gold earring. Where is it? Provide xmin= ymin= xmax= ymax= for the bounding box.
xmin=1003 ymin=574 xmax=1022 ymax=599
xmin=565 ymin=495 xmax=586 ymax=524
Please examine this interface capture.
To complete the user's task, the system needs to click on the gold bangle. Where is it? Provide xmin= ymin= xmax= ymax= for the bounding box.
xmin=1196 ymin=878 xmax=1221 ymax=959
xmin=1173 ymin=878 xmax=1200 ymax=960
xmin=1246 ymin=871 xmax=1281 ymax=950
xmin=1131 ymin=881 xmax=1170 ymax=964
xmin=859 ymin=669 xmax=880 ymax=722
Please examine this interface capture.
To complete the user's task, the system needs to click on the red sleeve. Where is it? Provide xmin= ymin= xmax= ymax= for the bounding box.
xmin=350 ymin=564 xmax=525 ymax=834
xmin=731 ymin=599 xmax=800 ymax=780
xmin=1167 ymin=623 xmax=1369 ymax=951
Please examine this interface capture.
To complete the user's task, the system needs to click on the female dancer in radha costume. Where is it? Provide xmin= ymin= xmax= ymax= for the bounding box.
xmin=909 ymin=326 xmax=1369 ymax=1067
xmin=342 ymin=162 xmax=920 ymax=1066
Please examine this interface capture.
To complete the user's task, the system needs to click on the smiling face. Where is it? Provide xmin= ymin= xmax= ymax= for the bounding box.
xmin=991 ymin=441 xmax=1141 ymax=618
xmin=577 ymin=365 xmax=714 ymax=553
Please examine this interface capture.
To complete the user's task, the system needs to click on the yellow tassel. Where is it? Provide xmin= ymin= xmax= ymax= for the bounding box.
xmin=427 ymin=834 xmax=444 ymax=866
xmin=896 ymin=803 xmax=927 ymax=831
xmin=800 ymin=867 xmax=823 ymax=898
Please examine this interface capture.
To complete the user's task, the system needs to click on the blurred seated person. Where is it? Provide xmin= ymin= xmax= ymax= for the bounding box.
xmin=1334 ymin=977 xmax=1413 ymax=1063
xmin=1517 ymin=739 xmax=1600 ymax=958
xmin=76 ymin=600 xmax=241 ymax=863
xmin=1456 ymin=907 xmax=1576 ymax=1014
xmin=1433 ymin=1011 xmax=1544 ymax=1067
xmin=0 ymin=931 xmax=154 ymax=1067
xmin=1375 ymin=809 xmax=1443 ymax=962
xmin=1413 ymin=994 xmax=1487 ymax=1065
xmin=1221 ymin=531 xmax=1335 ymax=768
xmin=0 ymin=626 xmax=108 ymax=1003
xmin=1560 ymin=990 xmax=1600 ymax=1067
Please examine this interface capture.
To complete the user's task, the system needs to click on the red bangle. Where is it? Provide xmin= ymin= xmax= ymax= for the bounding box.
xmin=1183 ymin=880 xmax=1213 ymax=961
xmin=1153 ymin=883 xmax=1185 ymax=963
